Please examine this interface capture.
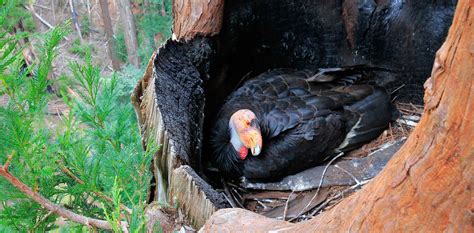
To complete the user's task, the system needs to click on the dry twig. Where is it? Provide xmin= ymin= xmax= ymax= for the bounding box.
xmin=23 ymin=5 xmax=69 ymax=41
xmin=309 ymin=180 xmax=369 ymax=216
xmin=3 ymin=151 xmax=14 ymax=171
xmin=33 ymin=210 xmax=54 ymax=229
xmin=290 ymin=152 xmax=345 ymax=221
xmin=334 ymin=165 xmax=360 ymax=184
xmin=68 ymin=0 xmax=83 ymax=42
xmin=282 ymin=190 xmax=294 ymax=220
xmin=221 ymin=179 xmax=239 ymax=208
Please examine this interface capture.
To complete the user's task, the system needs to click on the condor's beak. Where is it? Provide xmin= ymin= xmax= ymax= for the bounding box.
xmin=229 ymin=109 xmax=263 ymax=158
xmin=240 ymin=128 xmax=262 ymax=157
xmin=247 ymin=128 xmax=262 ymax=156
xmin=251 ymin=144 xmax=261 ymax=156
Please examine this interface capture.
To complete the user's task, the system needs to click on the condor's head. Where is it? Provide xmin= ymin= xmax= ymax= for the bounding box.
xmin=228 ymin=109 xmax=263 ymax=160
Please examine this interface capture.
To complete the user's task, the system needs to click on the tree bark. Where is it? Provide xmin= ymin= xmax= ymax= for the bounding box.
xmin=201 ymin=0 xmax=473 ymax=231
xmin=172 ymin=0 xmax=224 ymax=41
xmin=98 ymin=0 xmax=122 ymax=71
xmin=117 ymin=0 xmax=140 ymax=67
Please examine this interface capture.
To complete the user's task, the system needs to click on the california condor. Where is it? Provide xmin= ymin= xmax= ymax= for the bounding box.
xmin=210 ymin=67 xmax=396 ymax=182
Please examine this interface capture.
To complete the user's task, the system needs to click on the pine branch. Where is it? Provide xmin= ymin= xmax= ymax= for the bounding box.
xmin=58 ymin=162 xmax=133 ymax=215
xmin=0 ymin=159 xmax=127 ymax=231
xmin=3 ymin=152 xmax=14 ymax=171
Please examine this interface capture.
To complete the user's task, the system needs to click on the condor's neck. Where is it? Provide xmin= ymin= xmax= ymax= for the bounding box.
xmin=211 ymin=117 xmax=242 ymax=175
xmin=212 ymin=118 xmax=236 ymax=155
xmin=228 ymin=119 xmax=243 ymax=152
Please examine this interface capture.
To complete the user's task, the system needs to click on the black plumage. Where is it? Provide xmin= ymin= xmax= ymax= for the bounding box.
xmin=210 ymin=67 xmax=396 ymax=182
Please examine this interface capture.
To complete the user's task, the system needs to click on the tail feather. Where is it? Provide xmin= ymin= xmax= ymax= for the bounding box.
xmin=307 ymin=65 xmax=396 ymax=86
xmin=337 ymin=86 xmax=394 ymax=152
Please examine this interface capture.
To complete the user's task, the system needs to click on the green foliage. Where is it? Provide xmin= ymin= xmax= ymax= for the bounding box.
xmin=0 ymin=0 xmax=36 ymax=35
xmin=135 ymin=0 xmax=173 ymax=66
xmin=0 ymin=24 xmax=155 ymax=232
xmin=113 ymin=26 xmax=129 ymax=63
xmin=114 ymin=64 xmax=144 ymax=102
xmin=103 ymin=177 xmax=126 ymax=232
xmin=79 ymin=16 xmax=92 ymax=37
xmin=0 ymin=1 xmax=161 ymax=231
xmin=0 ymin=23 xmax=69 ymax=231
xmin=68 ymin=38 xmax=95 ymax=59
xmin=114 ymin=0 xmax=173 ymax=67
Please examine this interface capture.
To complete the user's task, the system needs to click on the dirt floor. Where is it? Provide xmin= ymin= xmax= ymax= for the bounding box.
xmin=32 ymin=0 xmax=120 ymax=76
xmin=1 ymin=1 xmax=125 ymax=123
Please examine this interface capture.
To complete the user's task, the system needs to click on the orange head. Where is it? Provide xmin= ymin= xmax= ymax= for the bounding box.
xmin=229 ymin=109 xmax=263 ymax=160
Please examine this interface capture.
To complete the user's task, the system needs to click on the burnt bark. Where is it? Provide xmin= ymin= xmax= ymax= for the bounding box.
xmin=209 ymin=0 xmax=456 ymax=106
xmin=202 ymin=0 xmax=474 ymax=231
xmin=131 ymin=40 xmax=229 ymax=229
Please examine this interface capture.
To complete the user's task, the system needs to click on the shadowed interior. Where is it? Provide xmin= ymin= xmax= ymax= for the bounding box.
xmin=149 ymin=0 xmax=456 ymax=207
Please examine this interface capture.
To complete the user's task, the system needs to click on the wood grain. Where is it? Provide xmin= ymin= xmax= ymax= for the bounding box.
xmin=172 ymin=0 xmax=224 ymax=41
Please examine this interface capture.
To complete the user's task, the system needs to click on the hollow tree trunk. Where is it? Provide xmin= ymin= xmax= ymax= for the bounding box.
xmin=133 ymin=0 xmax=459 ymax=230
xmin=131 ymin=1 xmax=227 ymax=228
xmin=201 ymin=0 xmax=473 ymax=231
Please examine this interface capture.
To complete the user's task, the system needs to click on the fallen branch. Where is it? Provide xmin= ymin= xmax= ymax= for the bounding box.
xmin=25 ymin=5 xmax=53 ymax=29
xmin=68 ymin=0 xmax=83 ymax=42
xmin=23 ymin=5 xmax=69 ymax=41
xmin=34 ymin=3 xmax=51 ymax=10
xmin=0 ymin=158 xmax=125 ymax=230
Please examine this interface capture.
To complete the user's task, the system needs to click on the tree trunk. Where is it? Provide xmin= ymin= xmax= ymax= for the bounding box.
xmin=131 ymin=0 xmax=460 ymax=229
xmin=68 ymin=0 xmax=83 ymax=43
xmin=172 ymin=0 xmax=224 ymax=41
xmin=98 ymin=0 xmax=122 ymax=71
xmin=201 ymin=0 xmax=473 ymax=231
xmin=117 ymin=0 xmax=140 ymax=67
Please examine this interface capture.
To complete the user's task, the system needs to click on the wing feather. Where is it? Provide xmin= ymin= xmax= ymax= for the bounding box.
xmin=212 ymin=67 xmax=395 ymax=181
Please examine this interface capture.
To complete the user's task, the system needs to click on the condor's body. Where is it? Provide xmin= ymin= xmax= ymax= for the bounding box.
xmin=211 ymin=68 xmax=395 ymax=182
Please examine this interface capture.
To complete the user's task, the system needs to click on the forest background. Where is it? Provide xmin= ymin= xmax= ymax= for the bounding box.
xmin=0 ymin=0 xmax=172 ymax=231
